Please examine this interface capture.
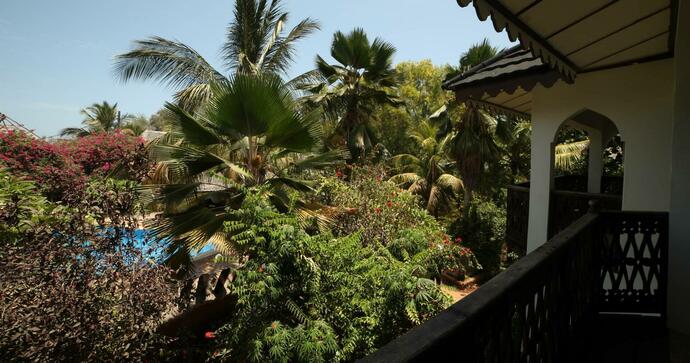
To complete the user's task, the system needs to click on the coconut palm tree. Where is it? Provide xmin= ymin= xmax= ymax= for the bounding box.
xmin=114 ymin=0 xmax=319 ymax=112
xmin=60 ymin=101 xmax=132 ymax=137
xmin=495 ymin=116 xmax=532 ymax=183
xmin=459 ymin=38 xmax=499 ymax=72
xmin=145 ymin=74 xmax=345 ymax=269
xmin=390 ymin=121 xmax=463 ymax=217
xmin=301 ymin=28 xmax=400 ymax=161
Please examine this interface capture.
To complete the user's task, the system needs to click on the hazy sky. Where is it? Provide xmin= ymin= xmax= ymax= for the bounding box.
xmin=0 ymin=0 xmax=513 ymax=137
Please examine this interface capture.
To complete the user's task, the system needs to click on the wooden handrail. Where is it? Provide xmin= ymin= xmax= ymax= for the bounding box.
xmin=359 ymin=211 xmax=600 ymax=362
xmin=359 ymin=209 xmax=669 ymax=362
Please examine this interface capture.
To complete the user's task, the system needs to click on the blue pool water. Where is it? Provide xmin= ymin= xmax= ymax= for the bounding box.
xmin=130 ymin=229 xmax=214 ymax=258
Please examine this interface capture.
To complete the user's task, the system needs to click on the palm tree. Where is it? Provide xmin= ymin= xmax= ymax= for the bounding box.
xmin=450 ymin=107 xmax=502 ymax=206
xmin=301 ymin=28 xmax=400 ymax=161
xmin=145 ymin=74 xmax=345 ymax=269
xmin=114 ymin=0 xmax=319 ymax=111
xmin=390 ymin=121 xmax=463 ymax=217
xmin=439 ymin=40 xmax=502 ymax=206
xmin=555 ymin=139 xmax=589 ymax=172
xmin=495 ymin=116 xmax=532 ymax=183
xmin=459 ymin=38 xmax=499 ymax=72
xmin=120 ymin=115 xmax=150 ymax=136
xmin=60 ymin=101 xmax=132 ymax=137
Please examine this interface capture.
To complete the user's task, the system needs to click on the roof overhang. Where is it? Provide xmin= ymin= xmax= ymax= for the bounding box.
xmin=446 ymin=0 xmax=679 ymax=118
xmin=458 ymin=0 xmax=677 ymax=80
xmin=443 ymin=46 xmax=560 ymax=116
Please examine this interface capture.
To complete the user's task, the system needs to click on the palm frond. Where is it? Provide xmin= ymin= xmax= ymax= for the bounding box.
xmin=115 ymin=36 xmax=224 ymax=89
xmin=555 ymin=140 xmax=589 ymax=171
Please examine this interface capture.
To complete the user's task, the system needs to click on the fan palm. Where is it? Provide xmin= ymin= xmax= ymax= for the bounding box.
xmin=114 ymin=0 xmax=319 ymax=111
xmin=301 ymin=28 xmax=400 ymax=161
xmin=145 ymin=74 xmax=345 ymax=269
xmin=60 ymin=101 xmax=132 ymax=137
xmin=440 ymin=40 xmax=501 ymax=206
xmin=390 ymin=121 xmax=463 ymax=217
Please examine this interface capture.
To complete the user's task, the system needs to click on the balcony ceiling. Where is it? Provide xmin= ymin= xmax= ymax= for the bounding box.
xmin=446 ymin=0 xmax=678 ymax=117
xmin=458 ymin=0 xmax=677 ymax=80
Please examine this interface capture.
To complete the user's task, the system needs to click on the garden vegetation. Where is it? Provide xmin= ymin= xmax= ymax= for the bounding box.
xmin=0 ymin=0 xmax=541 ymax=361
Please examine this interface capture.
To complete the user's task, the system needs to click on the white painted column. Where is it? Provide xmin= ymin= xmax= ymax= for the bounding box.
xmin=668 ymin=0 xmax=690 ymax=335
xmin=526 ymin=121 xmax=554 ymax=253
xmin=587 ymin=129 xmax=603 ymax=193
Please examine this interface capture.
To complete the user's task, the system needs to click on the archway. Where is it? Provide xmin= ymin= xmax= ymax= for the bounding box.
xmin=548 ymin=109 xmax=624 ymax=237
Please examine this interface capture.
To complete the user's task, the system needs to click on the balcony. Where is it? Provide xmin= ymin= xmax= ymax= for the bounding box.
xmin=359 ymin=207 xmax=672 ymax=362
xmin=506 ymin=175 xmax=623 ymax=255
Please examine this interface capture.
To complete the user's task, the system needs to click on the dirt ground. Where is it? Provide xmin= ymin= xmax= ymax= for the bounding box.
xmin=441 ymin=282 xmax=479 ymax=303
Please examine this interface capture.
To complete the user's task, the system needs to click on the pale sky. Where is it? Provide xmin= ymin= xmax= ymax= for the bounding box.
xmin=0 ymin=0 xmax=513 ymax=136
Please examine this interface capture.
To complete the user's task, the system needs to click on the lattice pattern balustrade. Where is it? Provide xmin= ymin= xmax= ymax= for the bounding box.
xmin=598 ymin=211 xmax=669 ymax=317
xmin=360 ymin=209 xmax=669 ymax=363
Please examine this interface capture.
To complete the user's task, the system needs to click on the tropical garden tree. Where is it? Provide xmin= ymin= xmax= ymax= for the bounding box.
xmin=390 ymin=120 xmax=463 ymax=217
xmin=371 ymin=60 xmax=456 ymax=155
xmin=114 ymin=0 xmax=319 ymax=111
xmin=301 ymin=28 xmax=400 ymax=161
xmin=60 ymin=101 xmax=133 ymax=137
xmin=433 ymin=39 xmax=502 ymax=206
xmin=146 ymin=74 xmax=344 ymax=269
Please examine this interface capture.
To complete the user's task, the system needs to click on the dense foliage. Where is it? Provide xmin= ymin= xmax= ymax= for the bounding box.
xmin=0 ymin=170 xmax=177 ymax=362
xmin=0 ymin=3 xmax=533 ymax=359
xmin=210 ymin=189 xmax=473 ymax=362
xmin=448 ymin=196 xmax=506 ymax=275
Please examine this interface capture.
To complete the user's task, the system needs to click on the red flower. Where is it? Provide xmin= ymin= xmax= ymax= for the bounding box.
xmin=102 ymin=162 xmax=111 ymax=171
xmin=386 ymin=201 xmax=392 ymax=208
xmin=376 ymin=175 xmax=382 ymax=181
xmin=204 ymin=331 xmax=216 ymax=339
xmin=455 ymin=236 xmax=463 ymax=243
xmin=375 ymin=208 xmax=382 ymax=214
xmin=336 ymin=170 xmax=344 ymax=178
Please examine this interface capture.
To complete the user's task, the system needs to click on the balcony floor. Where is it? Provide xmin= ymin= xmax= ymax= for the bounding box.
xmin=583 ymin=315 xmax=690 ymax=363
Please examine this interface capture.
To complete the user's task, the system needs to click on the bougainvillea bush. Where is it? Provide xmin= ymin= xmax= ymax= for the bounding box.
xmin=60 ymin=131 xmax=149 ymax=178
xmin=0 ymin=130 xmax=85 ymax=201
xmin=0 ymin=169 xmax=179 ymax=362
xmin=0 ymin=130 xmax=149 ymax=202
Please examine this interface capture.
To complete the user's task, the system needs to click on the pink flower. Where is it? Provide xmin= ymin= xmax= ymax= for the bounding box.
xmin=102 ymin=162 xmax=111 ymax=172
xmin=455 ymin=236 xmax=463 ymax=243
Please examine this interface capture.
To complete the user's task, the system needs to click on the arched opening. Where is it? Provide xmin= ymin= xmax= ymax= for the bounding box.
xmin=548 ymin=109 xmax=624 ymax=237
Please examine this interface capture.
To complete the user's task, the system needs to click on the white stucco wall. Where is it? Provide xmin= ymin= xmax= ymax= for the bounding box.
xmin=668 ymin=0 xmax=690 ymax=335
xmin=526 ymin=59 xmax=675 ymax=252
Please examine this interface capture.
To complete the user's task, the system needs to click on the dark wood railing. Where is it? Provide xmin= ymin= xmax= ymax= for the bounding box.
xmin=506 ymin=184 xmax=530 ymax=255
xmin=359 ymin=209 xmax=668 ymax=363
xmin=506 ymin=177 xmax=623 ymax=254
xmin=548 ymin=190 xmax=622 ymax=238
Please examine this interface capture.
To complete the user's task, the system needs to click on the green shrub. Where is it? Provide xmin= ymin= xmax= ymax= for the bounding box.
xmin=315 ymin=165 xmax=443 ymax=246
xmin=212 ymin=189 xmax=457 ymax=362
xmin=449 ymin=196 xmax=506 ymax=275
